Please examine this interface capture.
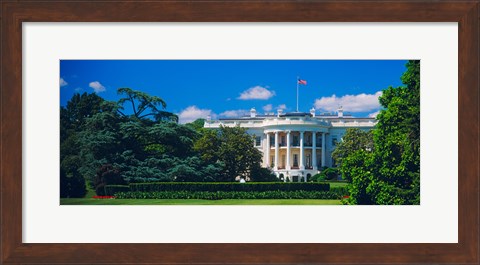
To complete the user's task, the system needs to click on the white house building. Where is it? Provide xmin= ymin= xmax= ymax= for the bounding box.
xmin=204 ymin=107 xmax=377 ymax=182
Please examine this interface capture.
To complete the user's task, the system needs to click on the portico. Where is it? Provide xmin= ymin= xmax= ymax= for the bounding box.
xmin=265 ymin=130 xmax=326 ymax=182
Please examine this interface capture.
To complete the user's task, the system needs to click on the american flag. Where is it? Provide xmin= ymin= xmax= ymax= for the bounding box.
xmin=298 ymin=79 xmax=307 ymax=85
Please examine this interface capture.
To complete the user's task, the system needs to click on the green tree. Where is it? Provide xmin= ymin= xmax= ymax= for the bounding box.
xmin=195 ymin=126 xmax=263 ymax=181
xmin=342 ymin=150 xmax=375 ymax=204
xmin=218 ymin=126 xmax=263 ymax=181
xmin=186 ymin=118 xmax=206 ymax=132
xmin=332 ymin=128 xmax=373 ymax=181
xmin=371 ymin=60 xmax=420 ymax=204
xmin=76 ymin=102 xmax=125 ymax=187
xmin=72 ymin=91 xmax=223 ymax=189
xmin=60 ymin=157 xmax=87 ymax=198
xmin=194 ymin=129 xmax=221 ymax=164
xmin=60 ymin=92 xmax=105 ymax=142
xmin=117 ymin=87 xmax=178 ymax=122
xmin=146 ymin=122 xmax=198 ymax=158
xmin=346 ymin=60 xmax=420 ymax=205
xmin=71 ymin=89 xmax=201 ymax=189
xmin=60 ymin=92 xmax=105 ymax=197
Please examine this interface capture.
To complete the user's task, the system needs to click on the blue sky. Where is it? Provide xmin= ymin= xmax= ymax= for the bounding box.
xmin=60 ymin=60 xmax=408 ymax=123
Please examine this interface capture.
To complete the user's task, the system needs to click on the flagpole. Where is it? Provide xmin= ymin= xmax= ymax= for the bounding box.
xmin=296 ymin=76 xmax=299 ymax=112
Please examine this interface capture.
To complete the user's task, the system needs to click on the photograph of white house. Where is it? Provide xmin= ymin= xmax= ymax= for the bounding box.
xmin=60 ymin=59 xmax=419 ymax=205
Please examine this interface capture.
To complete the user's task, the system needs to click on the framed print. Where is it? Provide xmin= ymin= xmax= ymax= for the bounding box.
xmin=1 ymin=1 xmax=478 ymax=264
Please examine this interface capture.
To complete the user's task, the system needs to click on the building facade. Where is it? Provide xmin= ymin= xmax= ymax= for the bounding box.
xmin=204 ymin=107 xmax=377 ymax=182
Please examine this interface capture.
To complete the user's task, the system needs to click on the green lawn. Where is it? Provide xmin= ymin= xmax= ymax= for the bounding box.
xmin=60 ymin=198 xmax=342 ymax=205
xmin=327 ymin=182 xmax=349 ymax=188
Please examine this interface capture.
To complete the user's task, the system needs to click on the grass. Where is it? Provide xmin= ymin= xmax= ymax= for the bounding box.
xmin=327 ymin=182 xmax=349 ymax=188
xmin=60 ymin=198 xmax=342 ymax=205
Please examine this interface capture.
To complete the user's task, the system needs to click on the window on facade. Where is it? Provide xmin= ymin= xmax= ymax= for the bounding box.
xmin=255 ymin=136 xmax=261 ymax=146
xmin=293 ymin=135 xmax=299 ymax=146
xmin=306 ymin=154 xmax=311 ymax=168
xmin=317 ymin=135 xmax=322 ymax=147
xmin=305 ymin=135 xmax=312 ymax=146
xmin=271 ymin=156 xmax=275 ymax=167
xmin=270 ymin=137 xmax=275 ymax=146
xmin=280 ymin=136 xmax=285 ymax=146
xmin=293 ymin=154 xmax=298 ymax=167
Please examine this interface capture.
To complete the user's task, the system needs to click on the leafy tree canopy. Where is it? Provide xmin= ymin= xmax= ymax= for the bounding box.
xmin=344 ymin=60 xmax=420 ymax=205
xmin=117 ymin=87 xmax=178 ymax=122
xmin=332 ymin=128 xmax=373 ymax=169
xmin=60 ymin=92 xmax=105 ymax=142
xmin=194 ymin=126 xmax=263 ymax=181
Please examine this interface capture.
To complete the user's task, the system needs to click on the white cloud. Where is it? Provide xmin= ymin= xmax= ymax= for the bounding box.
xmin=262 ymin=104 xmax=273 ymax=112
xmin=178 ymin=106 xmax=215 ymax=124
xmin=75 ymin=87 xmax=83 ymax=92
xmin=60 ymin=78 xmax=68 ymax=87
xmin=314 ymin=91 xmax=382 ymax=112
xmin=219 ymin=109 xmax=248 ymax=118
xmin=89 ymin=81 xmax=106 ymax=93
xmin=368 ymin=110 xmax=380 ymax=118
xmin=238 ymin=86 xmax=275 ymax=100
xmin=277 ymin=104 xmax=287 ymax=110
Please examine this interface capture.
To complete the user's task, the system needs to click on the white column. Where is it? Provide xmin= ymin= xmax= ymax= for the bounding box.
xmin=266 ymin=133 xmax=271 ymax=167
xmin=286 ymin=131 xmax=291 ymax=170
xmin=274 ymin=131 xmax=279 ymax=170
xmin=300 ymin=131 xmax=305 ymax=170
xmin=321 ymin=133 xmax=326 ymax=167
xmin=312 ymin=131 xmax=317 ymax=171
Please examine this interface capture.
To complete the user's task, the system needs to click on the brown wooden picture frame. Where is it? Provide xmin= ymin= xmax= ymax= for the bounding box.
xmin=1 ymin=1 xmax=479 ymax=264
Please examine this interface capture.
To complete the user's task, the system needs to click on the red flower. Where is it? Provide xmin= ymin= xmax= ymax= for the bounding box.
xmin=92 ymin=196 xmax=115 ymax=199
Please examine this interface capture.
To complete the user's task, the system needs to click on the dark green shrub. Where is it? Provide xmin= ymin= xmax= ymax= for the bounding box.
xmin=250 ymin=166 xmax=279 ymax=182
xmin=323 ymin=167 xmax=339 ymax=180
xmin=94 ymin=164 xmax=126 ymax=195
xmin=104 ymin=185 xmax=130 ymax=196
xmin=60 ymin=167 xmax=87 ymax=198
xmin=330 ymin=186 xmax=349 ymax=197
xmin=311 ymin=173 xmax=326 ymax=182
xmin=129 ymin=182 xmax=330 ymax=193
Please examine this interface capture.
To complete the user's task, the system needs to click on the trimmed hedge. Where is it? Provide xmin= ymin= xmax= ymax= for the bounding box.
xmin=129 ymin=182 xmax=330 ymax=192
xmin=104 ymin=185 xmax=130 ymax=196
xmin=330 ymin=186 xmax=349 ymax=196
xmin=114 ymin=190 xmax=342 ymax=200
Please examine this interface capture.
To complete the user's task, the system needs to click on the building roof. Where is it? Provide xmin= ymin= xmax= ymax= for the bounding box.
xmin=281 ymin=112 xmax=312 ymax=117
xmin=217 ymin=111 xmax=359 ymax=121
